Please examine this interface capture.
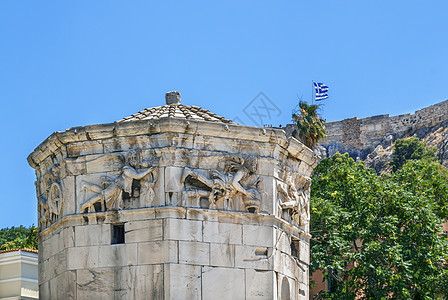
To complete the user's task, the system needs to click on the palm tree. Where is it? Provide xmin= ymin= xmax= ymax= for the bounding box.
xmin=292 ymin=101 xmax=326 ymax=149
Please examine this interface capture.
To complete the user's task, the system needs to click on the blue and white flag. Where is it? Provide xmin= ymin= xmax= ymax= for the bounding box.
xmin=313 ymin=82 xmax=329 ymax=101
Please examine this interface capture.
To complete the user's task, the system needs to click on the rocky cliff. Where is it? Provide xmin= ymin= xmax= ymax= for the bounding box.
xmin=284 ymin=99 xmax=448 ymax=173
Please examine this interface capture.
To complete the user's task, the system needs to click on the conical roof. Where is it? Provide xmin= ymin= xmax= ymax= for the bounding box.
xmin=116 ymin=91 xmax=233 ymax=124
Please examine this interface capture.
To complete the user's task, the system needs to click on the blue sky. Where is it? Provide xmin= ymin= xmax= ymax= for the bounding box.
xmin=1 ymin=1 xmax=447 ymax=228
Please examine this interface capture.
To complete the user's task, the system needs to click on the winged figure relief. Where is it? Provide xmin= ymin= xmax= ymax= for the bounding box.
xmin=79 ymin=151 xmax=159 ymax=213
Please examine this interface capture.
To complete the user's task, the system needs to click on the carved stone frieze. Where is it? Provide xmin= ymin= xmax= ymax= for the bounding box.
xmin=37 ymin=165 xmax=63 ymax=229
xmin=80 ymin=150 xmax=159 ymax=213
xmin=277 ymin=171 xmax=311 ymax=226
xmin=180 ymin=156 xmax=261 ymax=213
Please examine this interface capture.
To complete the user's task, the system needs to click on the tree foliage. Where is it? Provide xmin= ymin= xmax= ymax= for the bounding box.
xmin=310 ymin=153 xmax=448 ymax=299
xmin=0 ymin=225 xmax=38 ymax=250
xmin=292 ymin=101 xmax=326 ymax=149
xmin=390 ymin=137 xmax=437 ymax=172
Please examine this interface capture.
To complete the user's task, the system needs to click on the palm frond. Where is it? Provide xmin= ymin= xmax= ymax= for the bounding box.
xmin=292 ymin=101 xmax=326 ymax=148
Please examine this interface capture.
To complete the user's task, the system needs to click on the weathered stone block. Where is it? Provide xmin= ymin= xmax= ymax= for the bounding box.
xmin=210 ymin=243 xmax=235 ymax=268
xmin=102 ymin=136 xmax=154 ymax=153
xmin=243 ymin=225 xmax=275 ymax=248
xmin=235 ymin=245 xmax=271 ymax=270
xmin=186 ymin=208 xmax=220 ymax=222
xmin=258 ymin=176 xmax=276 ymax=215
xmin=39 ymin=259 xmax=49 ymax=283
xmin=114 ymin=265 xmax=164 ymax=300
xmin=48 ymin=250 xmax=67 ymax=279
xmin=41 ymin=234 xmax=57 ymax=260
xmin=165 ymin=166 xmax=184 ymax=192
xmin=298 ymin=160 xmax=314 ymax=177
xmin=203 ymin=221 xmax=242 ymax=244
xmin=49 ymin=270 xmax=76 ymax=300
xmin=164 ymin=218 xmax=202 ymax=242
xmin=138 ymin=241 xmax=178 ymax=264
xmin=61 ymin=226 xmax=75 ymax=250
xmin=67 ymin=246 xmax=99 ymax=270
xmin=61 ymin=176 xmax=76 ymax=216
xmin=274 ymin=251 xmax=296 ymax=279
xmin=125 ymin=219 xmax=163 ymax=243
xmin=64 ymin=156 xmax=87 ymax=176
xmin=39 ymin=280 xmax=50 ymax=300
xmin=77 ymin=268 xmax=114 ymax=299
xmin=202 ymin=267 xmax=245 ymax=300
xmin=42 ymin=227 xmax=73 ymax=256
xmin=155 ymin=207 xmax=186 ymax=219
xmin=98 ymin=243 xmax=137 ymax=267
xmin=84 ymin=124 xmax=116 ymax=140
xmin=86 ymin=154 xmax=127 ymax=176
xmin=299 ymin=239 xmax=310 ymax=264
xmin=164 ymin=264 xmax=201 ymax=300
xmin=276 ymin=229 xmax=291 ymax=254
xmin=67 ymin=140 xmax=104 ymax=158
xmin=75 ymin=224 xmax=111 ymax=246
xmin=246 ymin=269 xmax=275 ymax=299
xmin=179 ymin=241 xmax=210 ymax=265
xmin=256 ymin=157 xmax=277 ymax=177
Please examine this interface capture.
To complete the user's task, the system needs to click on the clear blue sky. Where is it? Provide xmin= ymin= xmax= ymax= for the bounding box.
xmin=1 ymin=1 xmax=447 ymax=228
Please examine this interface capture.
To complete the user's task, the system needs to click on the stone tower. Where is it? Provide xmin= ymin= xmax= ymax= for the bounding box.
xmin=28 ymin=92 xmax=319 ymax=299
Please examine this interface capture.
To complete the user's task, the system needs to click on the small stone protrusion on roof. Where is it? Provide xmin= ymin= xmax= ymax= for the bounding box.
xmin=165 ymin=91 xmax=181 ymax=105
xmin=116 ymin=92 xmax=234 ymax=124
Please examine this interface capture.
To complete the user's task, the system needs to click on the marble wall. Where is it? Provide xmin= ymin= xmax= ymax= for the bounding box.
xmin=29 ymin=117 xmax=318 ymax=299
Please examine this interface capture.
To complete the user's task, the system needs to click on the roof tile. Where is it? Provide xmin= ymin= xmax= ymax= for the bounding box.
xmin=116 ymin=104 xmax=234 ymax=124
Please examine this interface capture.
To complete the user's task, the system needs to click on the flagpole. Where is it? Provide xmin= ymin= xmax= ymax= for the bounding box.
xmin=311 ymin=81 xmax=314 ymax=105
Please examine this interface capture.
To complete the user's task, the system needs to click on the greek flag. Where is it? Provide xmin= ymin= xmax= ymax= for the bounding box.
xmin=314 ymin=82 xmax=329 ymax=101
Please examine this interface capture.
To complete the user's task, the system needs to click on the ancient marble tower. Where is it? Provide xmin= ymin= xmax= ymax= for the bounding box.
xmin=28 ymin=92 xmax=318 ymax=299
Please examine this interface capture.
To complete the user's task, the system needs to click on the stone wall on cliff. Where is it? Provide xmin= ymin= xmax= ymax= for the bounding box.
xmin=323 ymin=99 xmax=448 ymax=151
xmin=284 ymin=99 xmax=448 ymax=172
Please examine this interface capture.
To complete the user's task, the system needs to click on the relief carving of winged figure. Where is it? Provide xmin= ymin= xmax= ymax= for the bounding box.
xmin=80 ymin=151 xmax=158 ymax=212
xmin=277 ymin=172 xmax=311 ymax=226
xmin=180 ymin=156 xmax=261 ymax=212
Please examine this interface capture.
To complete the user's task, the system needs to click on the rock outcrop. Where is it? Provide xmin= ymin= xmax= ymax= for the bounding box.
xmin=284 ymin=100 xmax=448 ymax=173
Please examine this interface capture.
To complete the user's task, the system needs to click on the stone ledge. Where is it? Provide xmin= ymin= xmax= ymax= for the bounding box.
xmin=39 ymin=206 xmax=311 ymax=240
xmin=28 ymin=117 xmax=314 ymax=170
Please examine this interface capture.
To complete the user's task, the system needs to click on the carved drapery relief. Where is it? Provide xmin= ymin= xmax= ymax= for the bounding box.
xmin=277 ymin=171 xmax=311 ymax=226
xmin=80 ymin=151 xmax=159 ymax=213
xmin=38 ymin=165 xmax=63 ymax=229
xmin=180 ymin=156 xmax=261 ymax=213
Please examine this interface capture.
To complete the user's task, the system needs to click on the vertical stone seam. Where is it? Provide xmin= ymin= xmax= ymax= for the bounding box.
xmin=162 ymin=219 xmax=165 ymax=241
xmin=241 ymin=224 xmax=244 ymax=247
xmin=234 ymin=244 xmax=237 ymax=268
xmin=201 ymin=220 xmax=205 ymax=245
xmin=244 ymin=268 xmax=247 ymax=299
xmin=74 ymin=176 xmax=77 ymax=216
xmin=74 ymin=269 xmax=78 ymax=300
xmin=163 ymin=166 xmax=166 ymax=207
xmin=161 ymin=263 xmax=165 ymax=300
xmin=177 ymin=240 xmax=180 ymax=264
xmin=208 ymin=241 xmax=211 ymax=268
xmin=136 ymin=231 xmax=140 ymax=266
xmin=201 ymin=265 xmax=205 ymax=300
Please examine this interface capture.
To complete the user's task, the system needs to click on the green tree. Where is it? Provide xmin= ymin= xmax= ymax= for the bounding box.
xmin=0 ymin=226 xmax=29 ymax=246
xmin=292 ymin=101 xmax=326 ymax=149
xmin=0 ymin=225 xmax=38 ymax=250
xmin=392 ymin=159 xmax=448 ymax=219
xmin=310 ymin=153 xmax=448 ymax=299
xmin=390 ymin=137 xmax=437 ymax=172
